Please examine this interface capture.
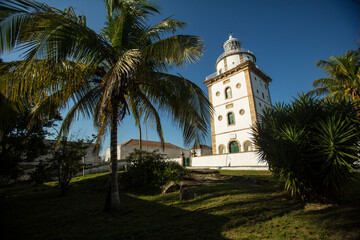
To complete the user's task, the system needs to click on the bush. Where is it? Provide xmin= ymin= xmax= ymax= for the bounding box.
xmin=29 ymin=136 xmax=88 ymax=195
xmin=120 ymin=149 xmax=188 ymax=193
xmin=253 ymin=94 xmax=359 ymax=202
xmin=50 ymin=137 xmax=87 ymax=196
xmin=30 ymin=160 xmax=53 ymax=184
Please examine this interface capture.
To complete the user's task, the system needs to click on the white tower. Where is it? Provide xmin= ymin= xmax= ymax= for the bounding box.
xmin=203 ymin=34 xmax=272 ymax=154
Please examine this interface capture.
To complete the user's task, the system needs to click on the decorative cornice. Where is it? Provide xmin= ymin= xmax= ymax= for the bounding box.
xmin=216 ymin=51 xmax=256 ymax=67
xmin=203 ymin=61 xmax=271 ymax=87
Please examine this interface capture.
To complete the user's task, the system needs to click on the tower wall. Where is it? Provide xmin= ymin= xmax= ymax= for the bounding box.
xmin=216 ymin=53 xmax=256 ymax=74
xmin=249 ymin=72 xmax=272 ymax=118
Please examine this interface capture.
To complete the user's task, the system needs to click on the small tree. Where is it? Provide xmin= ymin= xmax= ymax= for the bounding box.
xmin=48 ymin=136 xmax=87 ymax=196
xmin=30 ymin=160 xmax=54 ymax=184
xmin=0 ymin=97 xmax=60 ymax=183
xmin=120 ymin=149 xmax=188 ymax=194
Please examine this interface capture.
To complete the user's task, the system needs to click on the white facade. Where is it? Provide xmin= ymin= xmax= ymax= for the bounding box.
xmin=105 ymin=139 xmax=188 ymax=161
xmin=33 ymin=140 xmax=102 ymax=166
xmin=204 ymin=34 xmax=272 ymax=155
xmin=169 ymin=152 xmax=268 ymax=170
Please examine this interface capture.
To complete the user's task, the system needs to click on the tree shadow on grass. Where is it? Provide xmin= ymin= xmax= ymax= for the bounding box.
xmin=5 ymin=173 xmax=359 ymax=240
xmin=179 ymin=181 xmax=281 ymax=205
xmin=1 ymin=176 xmax=229 ymax=240
xmin=297 ymin=205 xmax=360 ymax=240
xmin=173 ymin=182 xmax=305 ymax=235
xmin=106 ymin=194 xmax=229 ymax=240
xmin=295 ymin=173 xmax=360 ymax=239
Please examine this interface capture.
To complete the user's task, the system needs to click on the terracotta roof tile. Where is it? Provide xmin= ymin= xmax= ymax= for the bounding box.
xmin=120 ymin=139 xmax=183 ymax=150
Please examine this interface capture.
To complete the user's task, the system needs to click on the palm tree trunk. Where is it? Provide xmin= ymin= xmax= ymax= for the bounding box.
xmin=138 ymin=121 xmax=142 ymax=150
xmin=105 ymin=101 xmax=121 ymax=211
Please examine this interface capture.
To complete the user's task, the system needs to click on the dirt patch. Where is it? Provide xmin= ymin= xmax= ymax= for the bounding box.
xmin=181 ymin=169 xmax=230 ymax=186
xmin=180 ymin=169 xmax=269 ymax=187
xmin=304 ymin=203 xmax=333 ymax=211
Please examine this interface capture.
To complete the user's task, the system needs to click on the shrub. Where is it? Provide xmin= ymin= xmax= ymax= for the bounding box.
xmin=120 ymin=149 xmax=188 ymax=193
xmin=29 ymin=136 xmax=88 ymax=195
xmin=50 ymin=137 xmax=87 ymax=196
xmin=30 ymin=160 xmax=53 ymax=184
xmin=253 ymin=94 xmax=359 ymax=202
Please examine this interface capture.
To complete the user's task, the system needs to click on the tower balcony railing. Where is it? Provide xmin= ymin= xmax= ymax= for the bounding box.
xmin=205 ymin=59 xmax=269 ymax=80
xmin=206 ymin=72 xmax=218 ymax=80
xmin=216 ymin=48 xmax=254 ymax=63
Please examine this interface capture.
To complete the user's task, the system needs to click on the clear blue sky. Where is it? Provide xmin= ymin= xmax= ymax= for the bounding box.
xmin=2 ymin=0 xmax=360 ymax=156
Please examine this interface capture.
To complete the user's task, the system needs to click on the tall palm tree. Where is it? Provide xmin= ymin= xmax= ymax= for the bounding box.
xmin=311 ymin=49 xmax=360 ymax=102
xmin=0 ymin=0 xmax=211 ymax=211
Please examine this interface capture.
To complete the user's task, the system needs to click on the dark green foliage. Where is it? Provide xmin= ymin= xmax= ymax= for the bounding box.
xmin=120 ymin=149 xmax=188 ymax=193
xmin=0 ymin=99 xmax=60 ymax=183
xmin=51 ymin=137 xmax=87 ymax=196
xmin=253 ymin=94 xmax=359 ymax=202
xmin=29 ymin=160 xmax=53 ymax=184
xmin=311 ymin=49 xmax=360 ymax=102
xmin=34 ymin=136 xmax=88 ymax=195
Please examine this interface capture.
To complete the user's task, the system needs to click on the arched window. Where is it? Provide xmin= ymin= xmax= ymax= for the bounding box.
xmin=218 ymin=145 xmax=225 ymax=154
xmin=227 ymin=112 xmax=235 ymax=125
xmin=243 ymin=141 xmax=253 ymax=152
xmin=225 ymin=87 xmax=232 ymax=99
xmin=229 ymin=141 xmax=240 ymax=153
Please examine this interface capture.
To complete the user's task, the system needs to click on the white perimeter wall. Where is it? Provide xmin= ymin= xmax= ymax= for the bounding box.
xmin=169 ymin=151 xmax=268 ymax=170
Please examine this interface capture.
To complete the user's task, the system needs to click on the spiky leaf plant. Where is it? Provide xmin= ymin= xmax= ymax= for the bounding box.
xmin=253 ymin=94 xmax=359 ymax=202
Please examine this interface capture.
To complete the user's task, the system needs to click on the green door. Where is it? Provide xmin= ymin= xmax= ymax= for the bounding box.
xmin=229 ymin=141 xmax=239 ymax=153
xmin=182 ymin=157 xmax=191 ymax=167
xmin=185 ymin=157 xmax=191 ymax=167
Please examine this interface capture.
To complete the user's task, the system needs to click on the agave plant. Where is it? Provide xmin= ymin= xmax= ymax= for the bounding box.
xmin=253 ymin=94 xmax=359 ymax=202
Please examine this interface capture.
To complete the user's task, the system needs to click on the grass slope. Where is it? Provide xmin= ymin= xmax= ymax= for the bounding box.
xmin=1 ymin=170 xmax=359 ymax=240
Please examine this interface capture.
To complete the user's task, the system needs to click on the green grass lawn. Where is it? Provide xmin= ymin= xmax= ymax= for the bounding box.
xmin=1 ymin=170 xmax=359 ymax=240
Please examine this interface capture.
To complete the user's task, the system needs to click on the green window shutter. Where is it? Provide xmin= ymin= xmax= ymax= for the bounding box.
xmin=228 ymin=112 xmax=234 ymax=125
xmin=225 ymin=87 xmax=231 ymax=98
xmin=229 ymin=141 xmax=239 ymax=153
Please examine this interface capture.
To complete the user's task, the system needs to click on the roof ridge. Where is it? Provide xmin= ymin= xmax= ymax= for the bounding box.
xmin=119 ymin=139 xmax=183 ymax=149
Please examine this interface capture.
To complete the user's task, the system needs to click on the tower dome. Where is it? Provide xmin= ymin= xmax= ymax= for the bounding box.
xmin=223 ymin=33 xmax=242 ymax=53
xmin=215 ymin=33 xmax=256 ymax=75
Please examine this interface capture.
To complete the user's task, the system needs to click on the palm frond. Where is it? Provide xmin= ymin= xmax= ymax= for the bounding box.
xmin=313 ymin=49 xmax=360 ymax=101
xmin=146 ymin=18 xmax=187 ymax=39
xmin=0 ymin=0 xmax=47 ymax=54
xmin=138 ymin=72 xmax=211 ymax=146
xmin=142 ymin=35 xmax=205 ymax=68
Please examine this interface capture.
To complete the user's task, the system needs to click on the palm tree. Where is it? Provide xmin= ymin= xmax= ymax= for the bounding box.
xmin=311 ymin=49 xmax=360 ymax=102
xmin=0 ymin=0 xmax=210 ymax=211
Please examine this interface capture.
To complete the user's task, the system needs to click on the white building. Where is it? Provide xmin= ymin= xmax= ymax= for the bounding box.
xmin=105 ymin=139 xmax=186 ymax=161
xmin=203 ymin=34 xmax=272 ymax=155
xmin=33 ymin=140 xmax=102 ymax=166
